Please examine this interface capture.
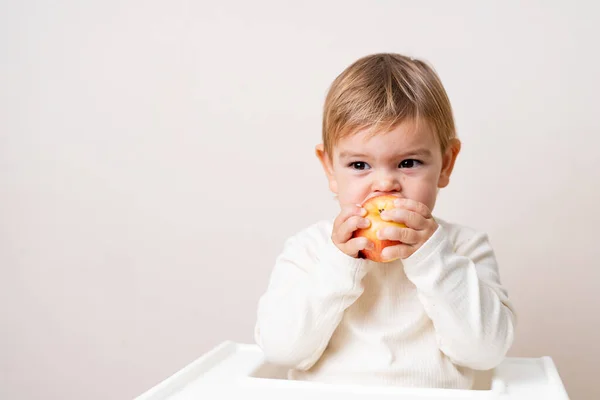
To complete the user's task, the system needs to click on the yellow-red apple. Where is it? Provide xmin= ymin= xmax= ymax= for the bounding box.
xmin=353 ymin=194 xmax=406 ymax=262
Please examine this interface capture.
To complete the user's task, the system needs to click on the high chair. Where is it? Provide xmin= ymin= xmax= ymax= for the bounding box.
xmin=135 ymin=341 xmax=570 ymax=399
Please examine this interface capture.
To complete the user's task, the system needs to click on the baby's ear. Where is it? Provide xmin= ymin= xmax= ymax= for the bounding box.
xmin=315 ymin=144 xmax=338 ymax=194
xmin=438 ymin=138 xmax=461 ymax=188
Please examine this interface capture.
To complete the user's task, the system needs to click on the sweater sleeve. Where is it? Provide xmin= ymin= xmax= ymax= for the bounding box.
xmin=402 ymin=223 xmax=516 ymax=371
xmin=254 ymin=225 xmax=371 ymax=370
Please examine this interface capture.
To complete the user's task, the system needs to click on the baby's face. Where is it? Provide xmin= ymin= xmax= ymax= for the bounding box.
xmin=325 ymin=119 xmax=452 ymax=212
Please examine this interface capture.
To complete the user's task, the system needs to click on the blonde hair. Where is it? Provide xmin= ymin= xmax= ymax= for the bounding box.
xmin=322 ymin=53 xmax=456 ymax=157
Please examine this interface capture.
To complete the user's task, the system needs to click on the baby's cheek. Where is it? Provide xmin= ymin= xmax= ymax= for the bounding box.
xmin=412 ymin=185 xmax=438 ymax=211
xmin=340 ymin=180 xmax=367 ymax=203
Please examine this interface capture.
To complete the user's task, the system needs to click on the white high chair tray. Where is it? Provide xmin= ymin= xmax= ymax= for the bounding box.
xmin=135 ymin=341 xmax=570 ymax=400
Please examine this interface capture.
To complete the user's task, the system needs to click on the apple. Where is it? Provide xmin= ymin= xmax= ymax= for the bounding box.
xmin=353 ymin=194 xmax=406 ymax=262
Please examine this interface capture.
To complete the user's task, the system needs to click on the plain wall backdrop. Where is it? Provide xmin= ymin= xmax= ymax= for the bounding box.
xmin=1 ymin=1 xmax=599 ymax=399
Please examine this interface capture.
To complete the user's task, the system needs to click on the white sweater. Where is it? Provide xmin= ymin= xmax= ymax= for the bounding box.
xmin=254 ymin=218 xmax=516 ymax=389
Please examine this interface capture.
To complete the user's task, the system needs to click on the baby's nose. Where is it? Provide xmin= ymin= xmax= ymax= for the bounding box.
xmin=373 ymin=170 xmax=400 ymax=192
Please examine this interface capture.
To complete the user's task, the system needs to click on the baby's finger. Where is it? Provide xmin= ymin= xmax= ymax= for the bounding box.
xmin=381 ymin=208 xmax=427 ymax=230
xmin=381 ymin=244 xmax=413 ymax=261
xmin=392 ymin=198 xmax=432 ymax=218
xmin=334 ymin=204 xmax=367 ymax=228
xmin=334 ymin=215 xmax=370 ymax=244
xmin=345 ymin=237 xmax=374 ymax=257
xmin=377 ymin=226 xmax=419 ymax=245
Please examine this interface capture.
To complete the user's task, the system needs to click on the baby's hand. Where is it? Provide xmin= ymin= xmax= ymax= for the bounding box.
xmin=332 ymin=205 xmax=374 ymax=258
xmin=378 ymin=198 xmax=438 ymax=260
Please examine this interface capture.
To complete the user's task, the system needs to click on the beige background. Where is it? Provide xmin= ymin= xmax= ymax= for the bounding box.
xmin=1 ymin=1 xmax=599 ymax=399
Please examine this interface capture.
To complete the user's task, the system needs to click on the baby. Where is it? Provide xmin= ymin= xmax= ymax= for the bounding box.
xmin=254 ymin=53 xmax=516 ymax=389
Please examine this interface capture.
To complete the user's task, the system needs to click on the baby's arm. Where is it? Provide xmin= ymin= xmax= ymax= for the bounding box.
xmin=254 ymin=225 xmax=370 ymax=370
xmin=403 ymin=224 xmax=516 ymax=371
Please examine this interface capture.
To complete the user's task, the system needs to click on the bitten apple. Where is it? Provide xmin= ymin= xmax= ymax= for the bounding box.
xmin=353 ymin=194 xmax=406 ymax=262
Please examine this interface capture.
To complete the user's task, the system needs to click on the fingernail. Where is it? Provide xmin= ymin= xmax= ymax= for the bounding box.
xmin=377 ymin=228 xmax=385 ymax=239
xmin=394 ymin=199 xmax=403 ymax=207
xmin=359 ymin=218 xmax=370 ymax=228
xmin=382 ymin=248 xmax=397 ymax=261
xmin=381 ymin=247 xmax=390 ymax=260
xmin=359 ymin=208 xmax=367 ymax=216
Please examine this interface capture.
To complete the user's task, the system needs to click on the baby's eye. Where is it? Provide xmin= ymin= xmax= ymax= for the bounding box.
xmin=349 ymin=161 xmax=370 ymax=170
xmin=398 ymin=159 xmax=422 ymax=168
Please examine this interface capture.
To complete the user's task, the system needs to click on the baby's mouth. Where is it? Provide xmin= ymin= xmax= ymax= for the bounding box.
xmin=363 ymin=192 xmax=402 ymax=203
